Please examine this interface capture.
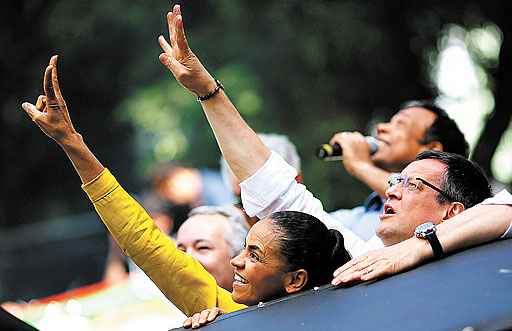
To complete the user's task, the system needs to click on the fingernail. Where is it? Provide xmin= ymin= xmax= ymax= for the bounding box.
xmin=332 ymin=279 xmax=339 ymax=286
xmin=21 ymin=102 xmax=30 ymax=110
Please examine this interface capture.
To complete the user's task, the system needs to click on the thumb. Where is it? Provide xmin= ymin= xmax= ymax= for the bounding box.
xmin=159 ymin=53 xmax=184 ymax=76
xmin=22 ymin=102 xmax=44 ymax=122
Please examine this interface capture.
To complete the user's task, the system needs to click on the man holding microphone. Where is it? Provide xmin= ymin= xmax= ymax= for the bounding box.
xmin=325 ymin=102 xmax=469 ymax=239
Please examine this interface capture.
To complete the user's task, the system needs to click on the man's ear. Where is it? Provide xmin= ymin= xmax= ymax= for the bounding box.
xmin=420 ymin=141 xmax=444 ymax=152
xmin=443 ymin=201 xmax=465 ymax=220
xmin=283 ymin=269 xmax=308 ymax=294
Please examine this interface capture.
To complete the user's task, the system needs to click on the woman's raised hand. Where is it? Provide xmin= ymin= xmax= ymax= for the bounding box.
xmin=21 ymin=55 xmax=78 ymax=145
xmin=158 ymin=4 xmax=217 ymax=97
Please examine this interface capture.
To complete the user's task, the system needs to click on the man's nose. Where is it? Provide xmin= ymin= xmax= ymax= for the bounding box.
xmin=376 ymin=122 xmax=390 ymax=135
xmin=385 ymin=182 xmax=402 ymax=200
xmin=186 ymin=247 xmax=200 ymax=259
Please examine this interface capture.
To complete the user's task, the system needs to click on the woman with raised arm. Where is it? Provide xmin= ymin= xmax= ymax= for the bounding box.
xmin=21 ymin=54 xmax=350 ymax=328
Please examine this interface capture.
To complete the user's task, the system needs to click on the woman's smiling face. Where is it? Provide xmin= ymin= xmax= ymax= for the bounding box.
xmin=230 ymin=218 xmax=289 ymax=306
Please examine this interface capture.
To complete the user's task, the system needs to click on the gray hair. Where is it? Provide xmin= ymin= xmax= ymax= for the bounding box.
xmin=188 ymin=205 xmax=249 ymax=257
xmin=220 ymin=133 xmax=301 ymax=190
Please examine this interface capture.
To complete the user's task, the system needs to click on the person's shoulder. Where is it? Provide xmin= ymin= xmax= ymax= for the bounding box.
xmin=481 ymin=189 xmax=512 ymax=205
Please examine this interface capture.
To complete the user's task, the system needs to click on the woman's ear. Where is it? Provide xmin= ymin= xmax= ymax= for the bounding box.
xmin=284 ymin=269 xmax=308 ymax=294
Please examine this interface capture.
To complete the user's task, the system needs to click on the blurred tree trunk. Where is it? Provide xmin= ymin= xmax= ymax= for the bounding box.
xmin=471 ymin=6 xmax=512 ymax=181
xmin=472 ymin=37 xmax=512 ymax=178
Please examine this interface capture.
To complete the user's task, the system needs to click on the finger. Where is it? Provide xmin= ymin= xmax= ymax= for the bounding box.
xmin=360 ymin=259 xmax=392 ymax=281
xmin=332 ymin=255 xmax=378 ymax=285
xmin=159 ymin=53 xmax=183 ymax=76
xmin=175 ymin=14 xmax=190 ymax=52
xmin=332 ymin=269 xmax=362 ymax=286
xmin=159 ymin=53 xmax=171 ymax=67
xmin=360 ymin=266 xmax=380 ymax=281
xmin=158 ymin=35 xmax=173 ymax=54
xmin=207 ymin=308 xmax=221 ymax=322
xmin=172 ymin=4 xmax=182 ymax=46
xmin=183 ymin=317 xmax=192 ymax=328
xmin=333 ymin=256 xmax=364 ymax=277
xmin=50 ymin=57 xmax=65 ymax=105
xmin=329 ymin=133 xmax=342 ymax=145
xmin=352 ymin=258 xmax=376 ymax=273
xmin=43 ymin=65 xmax=56 ymax=100
xmin=21 ymin=102 xmax=44 ymax=122
xmin=169 ymin=5 xmax=181 ymax=50
xmin=333 ymin=261 xmax=355 ymax=277
xmin=191 ymin=312 xmax=201 ymax=328
xmin=167 ymin=11 xmax=175 ymax=48
xmin=35 ymin=95 xmax=46 ymax=111
xmin=335 ymin=259 xmax=384 ymax=285
xmin=199 ymin=309 xmax=210 ymax=324
xmin=49 ymin=54 xmax=58 ymax=67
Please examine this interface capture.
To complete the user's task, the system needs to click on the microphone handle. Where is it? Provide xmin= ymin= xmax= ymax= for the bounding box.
xmin=317 ymin=136 xmax=378 ymax=161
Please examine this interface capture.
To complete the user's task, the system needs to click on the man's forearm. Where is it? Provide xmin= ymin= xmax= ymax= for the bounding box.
xmin=412 ymin=203 xmax=512 ymax=263
xmin=436 ymin=204 xmax=512 ymax=253
xmin=200 ymin=90 xmax=270 ymax=181
xmin=350 ymin=162 xmax=390 ymax=198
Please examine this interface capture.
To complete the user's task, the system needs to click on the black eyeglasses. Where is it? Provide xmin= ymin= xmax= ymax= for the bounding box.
xmin=387 ymin=174 xmax=453 ymax=201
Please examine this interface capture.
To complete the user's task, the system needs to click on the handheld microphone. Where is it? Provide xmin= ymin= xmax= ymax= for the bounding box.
xmin=316 ymin=136 xmax=379 ymax=160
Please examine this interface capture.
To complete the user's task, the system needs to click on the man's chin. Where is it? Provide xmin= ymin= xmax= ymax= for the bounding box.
xmin=375 ymin=225 xmax=400 ymax=247
xmin=373 ymin=158 xmax=401 ymax=173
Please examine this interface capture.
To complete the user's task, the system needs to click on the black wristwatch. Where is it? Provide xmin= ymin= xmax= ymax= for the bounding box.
xmin=415 ymin=222 xmax=444 ymax=259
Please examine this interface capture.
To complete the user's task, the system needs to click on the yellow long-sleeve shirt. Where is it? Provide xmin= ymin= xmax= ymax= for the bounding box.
xmin=82 ymin=168 xmax=247 ymax=316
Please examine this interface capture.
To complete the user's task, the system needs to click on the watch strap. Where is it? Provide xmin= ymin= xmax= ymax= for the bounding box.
xmin=425 ymin=231 xmax=444 ymax=259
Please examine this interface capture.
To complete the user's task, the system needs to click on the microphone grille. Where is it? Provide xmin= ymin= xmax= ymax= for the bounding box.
xmin=365 ymin=136 xmax=379 ymax=155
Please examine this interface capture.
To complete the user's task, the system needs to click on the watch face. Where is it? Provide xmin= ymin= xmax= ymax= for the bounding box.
xmin=415 ymin=222 xmax=436 ymax=238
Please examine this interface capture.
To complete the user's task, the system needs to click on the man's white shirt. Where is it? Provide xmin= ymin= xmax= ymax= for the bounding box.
xmin=240 ymin=151 xmax=512 ymax=256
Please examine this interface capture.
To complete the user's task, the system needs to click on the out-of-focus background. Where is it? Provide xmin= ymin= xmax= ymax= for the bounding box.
xmin=1 ymin=0 xmax=511 ymax=330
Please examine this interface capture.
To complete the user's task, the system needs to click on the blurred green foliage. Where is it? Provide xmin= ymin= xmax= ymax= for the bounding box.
xmin=116 ymin=63 xmax=263 ymax=177
xmin=2 ymin=0 xmax=510 ymax=226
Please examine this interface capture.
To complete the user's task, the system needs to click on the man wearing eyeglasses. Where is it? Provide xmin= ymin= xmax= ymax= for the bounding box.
xmin=156 ymin=13 xmax=511 ymax=258
xmin=327 ymin=101 xmax=469 ymax=241
xmin=237 ymin=148 xmax=494 ymax=256
xmin=375 ymin=150 xmax=491 ymax=246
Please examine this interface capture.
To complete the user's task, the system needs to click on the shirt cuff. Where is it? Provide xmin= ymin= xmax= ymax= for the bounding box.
xmin=240 ymin=151 xmax=297 ymax=217
xmin=81 ymin=168 xmax=119 ymax=203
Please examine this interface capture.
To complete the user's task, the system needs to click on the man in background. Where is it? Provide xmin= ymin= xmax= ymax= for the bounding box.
xmin=329 ymin=101 xmax=468 ymax=240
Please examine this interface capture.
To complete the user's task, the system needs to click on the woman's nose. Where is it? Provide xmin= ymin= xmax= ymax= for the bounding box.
xmin=230 ymin=252 xmax=244 ymax=268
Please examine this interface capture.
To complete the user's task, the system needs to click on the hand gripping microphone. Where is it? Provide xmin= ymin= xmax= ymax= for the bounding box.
xmin=316 ymin=136 xmax=379 ymax=160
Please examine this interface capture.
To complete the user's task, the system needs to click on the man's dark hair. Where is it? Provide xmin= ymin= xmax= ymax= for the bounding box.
xmin=401 ymin=100 xmax=469 ymax=158
xmin=269 ymin=211 xmax=351 ymax=289
xmin=416 ymin=151 xmax=492 ymax=208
